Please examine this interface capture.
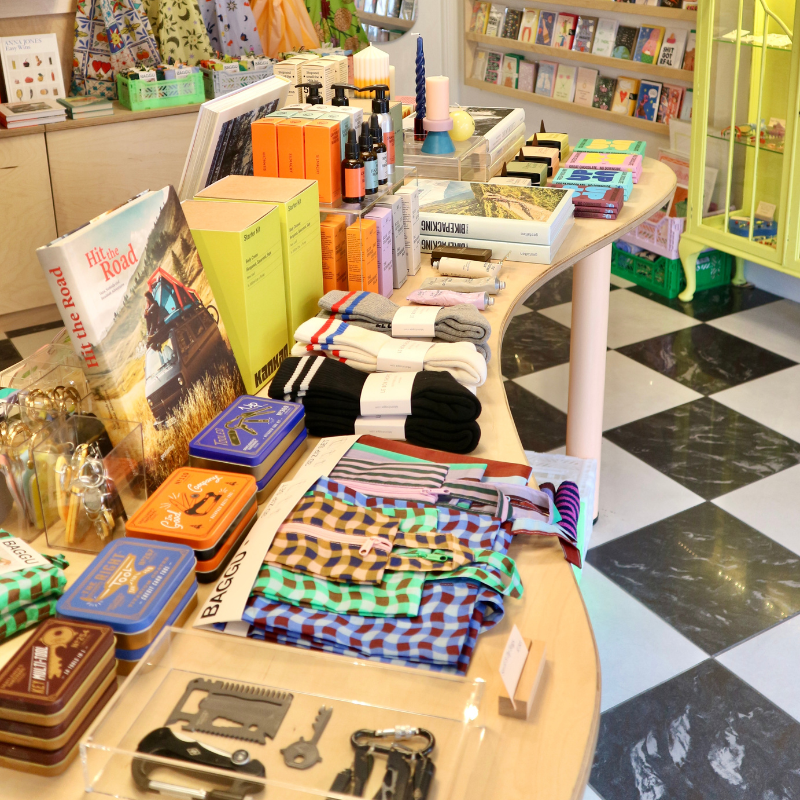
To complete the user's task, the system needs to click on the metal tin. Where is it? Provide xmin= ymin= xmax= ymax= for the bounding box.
xmin=125 ymin=468 xmax=257 ymax=553
xmin=188 ymin=396 xmax=306 ymax=482
xmin=195 ymin=510 xmax=257 ymax=583
xmin=0 ymin=618 xmax=115 ymax=727
xmin=192 ymin=495 xmax=256 ymax=562
xmin=255 ymin=428 xmax=308 ymax=501
xmin=56 ymin=539 xmax=197 ymax=651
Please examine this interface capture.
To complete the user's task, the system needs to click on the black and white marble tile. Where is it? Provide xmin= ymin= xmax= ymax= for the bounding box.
xmin=587 ymin=503 xmax=800 ymax=654
xmin=504 ymin=380 xmax=567 ymax=453
xmin=501 ymin=312 xmax=573 ymax=379
xmin=604 ymin=397 xmax=800 ymax=499
xmin=617 ymin=325 xmax=797 ymax=395
xmin=629 ymin=283 xmax=782 ymax=322
xmin=590 ymin=659 xmax=800 ymax=800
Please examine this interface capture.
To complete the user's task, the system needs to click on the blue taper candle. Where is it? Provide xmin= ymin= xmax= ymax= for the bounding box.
xmin=414 ymin=34 xmax=426 ymax=141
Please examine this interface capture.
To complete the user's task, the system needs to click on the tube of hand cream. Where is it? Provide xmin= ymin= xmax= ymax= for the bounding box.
xmin=436 ymin=257 xmax=503 ymax=279
xmin=407 ymin=289 xmax=494 ymax=310
xmin=420 ymin=276 xmax=505 ymax=294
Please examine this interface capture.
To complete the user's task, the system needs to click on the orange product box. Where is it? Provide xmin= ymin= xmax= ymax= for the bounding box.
xmin=277 ymin=118 xmax=307 ymax=179
xmin=251 ymin=117 xmax=283 ymax=177
xmin=304 ymin=119 xmax=342 ymax=204
xmin=346 ymin=218 xmax=379 ymax=292
xmin=320 ymin=214 xmax=349 ymax=292
xmin=125 ymin=467 xmax=257 ymax=561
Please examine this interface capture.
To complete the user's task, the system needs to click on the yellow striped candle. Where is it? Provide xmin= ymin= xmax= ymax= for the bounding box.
xmin=353 ymin=45 xmax=390 ymax=97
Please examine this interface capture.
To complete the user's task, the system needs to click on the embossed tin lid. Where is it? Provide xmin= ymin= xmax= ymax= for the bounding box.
xmin=55 ymin=539 xmax=196 ymax=637
xmin=188 ymin=396 xmax=305 ymax=480
xmin=0 ymin=619 xmax=115 ymax=723
xmin=125 ymin=468 xmax=257 ymax=552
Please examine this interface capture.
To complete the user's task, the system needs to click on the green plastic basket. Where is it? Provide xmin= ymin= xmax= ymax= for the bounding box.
xmin=116 ymin=71 xmax=204 ymax=111
xmin=611 ymin=244 xmax=732 ymax=298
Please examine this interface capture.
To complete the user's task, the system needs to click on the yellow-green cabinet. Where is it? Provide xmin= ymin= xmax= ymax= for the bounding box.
xmin=680 ymin=0 xmax=800 ymax=300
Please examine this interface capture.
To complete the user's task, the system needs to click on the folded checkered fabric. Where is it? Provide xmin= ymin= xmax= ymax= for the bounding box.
xmin=242 ymin=580 xmax=505 ymax=673
xmin=329 ymin=457 xmax=450 ymax=489
xmin=0 ymin=597 xmax=59 ymax=643
xmin=0 ymin=563 xmax=67 ymax=617
xmin=344 ymin=441 xmax=487 ymax=482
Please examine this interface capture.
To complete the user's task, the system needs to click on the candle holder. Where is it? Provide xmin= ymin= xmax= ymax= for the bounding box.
xmin=421 ymin=74 xmax=455 ymax=155
xmin=421 ymin=117 xmax=455 ymax=154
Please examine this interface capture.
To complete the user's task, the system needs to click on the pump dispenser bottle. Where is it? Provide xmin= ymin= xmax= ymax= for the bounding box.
xmin=359 ymin=122 xmax=379 ymax=195
xmin=369 ymin=113 xmax=388 ymax=185
xmin=295 ymin=82 xmax=325 ymax=105
xmin=330 ymin=83 xmax=360 ymax=105
xmin=364 ymin=84 xmax=394 ymax=174
xmin=343 ymin=128 xmax=365 ymax=203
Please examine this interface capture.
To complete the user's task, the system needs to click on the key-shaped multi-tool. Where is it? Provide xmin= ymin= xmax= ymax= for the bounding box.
xmin=281 ymin=706 xmax=333 ymax=770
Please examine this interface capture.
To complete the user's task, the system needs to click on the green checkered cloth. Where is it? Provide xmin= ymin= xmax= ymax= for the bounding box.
xmin=0 ymin=597 xmax=59 ymax=642
xmin=0 ymin=562 xmax=67 ymax=617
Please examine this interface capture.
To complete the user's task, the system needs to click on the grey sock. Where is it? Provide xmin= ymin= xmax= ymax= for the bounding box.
xmin=318 ymin=290 xmax=492 ymax=361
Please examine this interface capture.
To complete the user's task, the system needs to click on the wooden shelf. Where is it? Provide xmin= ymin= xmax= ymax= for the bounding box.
xmin=464 ymin=76 xmax=669 ymax=133
xmin=512 ymin=0 xmax=696 ymax=21
xmin=358 ymin=11 xmax=415 ymax=30
xmin=467 ymin=31 xmax=695 ymax=83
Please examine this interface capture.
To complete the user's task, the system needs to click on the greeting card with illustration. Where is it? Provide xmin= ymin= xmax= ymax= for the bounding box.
xmin=0 ymin=34 xmax=65 ymax=103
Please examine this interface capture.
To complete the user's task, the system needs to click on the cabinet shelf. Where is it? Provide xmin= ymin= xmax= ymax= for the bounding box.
xmin=712 ymin=35 xmax=792 ymax=52
xmin=358 ymin=11 xmax=415 ymax=30
xmin=464 ymin=76 xmax=669 ymax=133
xmin=707 ymin=131 xmax=785 ymax=154
xmin=466 ymin=32 xmax=696 ymax=83
xmin=505 ymin=0 xmax=697 ymax=21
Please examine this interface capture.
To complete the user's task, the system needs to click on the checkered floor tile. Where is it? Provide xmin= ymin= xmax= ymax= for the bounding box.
xmin=504 ymin=279 xmax=800 ymax=799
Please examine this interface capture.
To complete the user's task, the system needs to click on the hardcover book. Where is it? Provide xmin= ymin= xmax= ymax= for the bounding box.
xmin=592 ymin=19 xmax=619 ymax=57
xmin=501 ymin=53 xmax=523 ymax=88
xmin=535 ymin=61 xmax=558 ymax=97
xmin=416 ymin=179 xmax=575 ymax=245
xmin=36 ymin=187 xmax=246 ymax=490
xmin=635 ymin=80 xmax=662 ymax=121
xmin=485 ymin=4 xmax=505 ymax=36
xmin=472 ymin=50 xmax=489 ymax=80
xmin=679 ymin=88 xmax=693 ymax=120
xmin=469 ymin=1 xmax=491 ymax=33
xmin=484 ymin=51 xmax=504 ymax=84
xmin=57 ymin=96 xmax=113 ymax=117
xmin=0 ymin=99 xmax=65 ymax=128
xmin=592 ymin=76 xmax=617 ymax=110
xmin=552 ymin=168 xmax=634 ymax=199
xmin=553 ymin=13 xmax=578 ymax=48
xmin=0 ymin=33 xmax=65 ymax=103
xmin=518 ymin=60 xmax=537 ymax=92
xmin=657 ymin=84 xmax=685 ymax=124
xmin=502 ymin=8 xmax=524 ymax=39
xmin=455 ymin=106 xmax=527 ymax=150
xmin=611 ymin=77 xmax=639 ymax=115
xmin=575 ymin=138 xmax=646 ymax=155
xmin=518 ymin=9 xmax=540 ymax=42
xmin=659 ymin=0 xmax=681 ymax=7
xmin=553 ymin=64 xmax=577 ymax=102
xmin=683 ymin=30 xmax=696 ymax=70
xmin=535 ymin=11 xmax=557 ymax=46
xmin=574 ymin=67 xmax=599 ymax=107
xmin=572 ymin=17 xmax=598 ymax=52
xmin=657 ymin=28 xmax=687 ymax=68
xmin=613 ymin=26 xmax=639 ymax=59
xmin=633 ymin=26 xmax=665 ymax=63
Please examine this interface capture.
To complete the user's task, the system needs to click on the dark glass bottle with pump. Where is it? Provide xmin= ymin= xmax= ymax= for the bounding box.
xmin=330 ymin=83 xmax=360 ymax=106
xmin=359 ymin=122 xmax=379 ymax=195
xmin=364 ymin=84 xmax=394 ymax=174
xmin=369 ymin=113 xmax=388 ymax=185
xmin=343 ymin=128 xmax=365 ymax=203
xmin=295 ymin=82 xmax=324 ymax=105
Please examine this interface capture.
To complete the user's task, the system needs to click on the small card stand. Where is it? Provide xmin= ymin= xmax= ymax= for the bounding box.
xmin=498 ymin=638 xmax=547 ymax=720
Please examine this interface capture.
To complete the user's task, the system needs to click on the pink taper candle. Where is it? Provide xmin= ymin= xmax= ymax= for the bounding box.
xmin=425 ymin=76 xmax=450 ymax=121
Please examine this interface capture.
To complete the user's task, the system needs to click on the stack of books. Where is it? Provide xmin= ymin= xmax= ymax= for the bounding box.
xmin=0 ymin=99 xmax=65 ymax=129
xmin=57 ymin=96 xmax=113 ymax=120
xmin=564 ymin=186 xmax=625 ymax=220
xmin=416 ymin=179 xmax=575 ymax=263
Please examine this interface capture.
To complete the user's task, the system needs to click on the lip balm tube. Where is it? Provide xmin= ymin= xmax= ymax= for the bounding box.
xmin=407 ymin=289 xmax=494 ymax=310
xmin=436 ymin=257 xmax=503 ymax=279
xmin=420 ymin=276 xmax=505 ymax=295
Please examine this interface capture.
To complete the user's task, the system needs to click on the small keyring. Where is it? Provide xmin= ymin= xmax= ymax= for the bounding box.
xmin=351 ymin=728 xmax=435 ymax=756
xmin=2 ymin=420 xmax=31 ymax=448
xmin=75 ymin=457 xmax=106 ymax=489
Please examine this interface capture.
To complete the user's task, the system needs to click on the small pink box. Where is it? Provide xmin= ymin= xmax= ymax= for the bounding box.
xmin=364 ymin=207 xmax=394 ymax=298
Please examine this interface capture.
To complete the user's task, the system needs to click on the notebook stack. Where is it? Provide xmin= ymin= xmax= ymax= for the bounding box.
xmin=563 ymin=150 xmax=643 ymax=183
xmin=56 ymin=539 xmax=198 ymax=674
xmin=0 ymin=99 xmax=65 ymax=128
xmin=57 ymin=96 xmax=113 ymax=120
xmin=0 ymin=619 xmax=117 ymax=776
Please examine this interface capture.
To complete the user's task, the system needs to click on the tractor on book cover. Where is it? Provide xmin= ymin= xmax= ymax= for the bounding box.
xmin=143 ymin=267 xmax=226 ymax=429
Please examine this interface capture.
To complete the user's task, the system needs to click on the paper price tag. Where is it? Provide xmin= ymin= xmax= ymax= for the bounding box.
xmin=499 ymin=624 xmax=529 ymax=710
xmin=376 ymin=338 xmax=433 ymax=371
xmin=0 ymin=536 xmax=50 ymax=576
xmin=354 ymin=415 xmax=407 ymax=439
xmin=360 ymin=371 xmax=415 ymax=415
xmin=391 ymin=305 xmax=441 ymax=337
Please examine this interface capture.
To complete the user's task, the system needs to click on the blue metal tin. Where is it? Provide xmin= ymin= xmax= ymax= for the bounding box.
xmin=256 ymin=428 xmax=308 ymax=492
xmin=189 ymin=396 xmax=306 ymax=482
xmin=56 ymin=539 xmax=196 ymax=650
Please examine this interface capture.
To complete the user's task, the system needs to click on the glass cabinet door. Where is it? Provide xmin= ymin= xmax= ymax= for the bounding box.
xmin=689 ymin=0 xmax=800 ymax=268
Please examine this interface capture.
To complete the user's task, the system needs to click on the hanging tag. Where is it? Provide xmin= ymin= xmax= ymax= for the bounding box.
xmin=360 ymin=372 xmax=415 ymax=415
xmin=391 ymin=305 xmax=441 ymax=337
xmin=499 ymin=624 xmax=528 ymax=710
xmin=354 ymin=415 xmax=407 ymax=439
xmin=376 ymin=338 xmax=433 ymax=371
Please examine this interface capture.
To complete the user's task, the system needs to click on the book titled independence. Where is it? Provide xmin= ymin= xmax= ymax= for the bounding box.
xmin=37 ymin=186 xmax=246 ymax=490
xmin=417 ymin=180 xmax=574 ymax=245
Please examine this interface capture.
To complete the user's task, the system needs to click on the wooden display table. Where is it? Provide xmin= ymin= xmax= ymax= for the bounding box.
xmin=0 ymin=158 xmax=676 ymax=800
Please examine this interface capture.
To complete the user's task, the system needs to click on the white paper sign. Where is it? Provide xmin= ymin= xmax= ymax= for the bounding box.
xmin=360 ymin=371 xmax=415 ymax=415
xmin=293 ymin=434 xmax=360 ymax=484
xmin=756 ymin=200 xmax=776 ymax=221
xmin=499 ymin=624 xmax=529 ymax=710
xmin=391 ymin=305 xmax=440 ymax=337
xmin=0 ymin=536 xmax=50 ymax=576
xmin=376 ymin=338 xmax=433 ymax=372
xmin=354 ymin=415 xmax=407 ymax=439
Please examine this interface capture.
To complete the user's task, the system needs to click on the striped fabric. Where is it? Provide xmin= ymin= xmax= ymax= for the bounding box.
xmin=554 ymin=481 xmax=581 ymax=543
xmin=329 ymin=457 xmax=449 ymax=489
xmin=277 ymin=354 xmax=326 ymax=400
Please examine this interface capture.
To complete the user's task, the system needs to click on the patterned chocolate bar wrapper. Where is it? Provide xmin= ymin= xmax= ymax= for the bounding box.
xmin=0 ymin=564 xmax=67 ymax=617
xmin=0 ymin=597 xmax=59 ymax=642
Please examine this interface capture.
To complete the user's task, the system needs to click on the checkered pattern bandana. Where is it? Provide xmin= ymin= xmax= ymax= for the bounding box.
xmin=0 ymin=563 xmax=67 ymax=617
xmin=0 ymin=597 xmax=59 ymax=643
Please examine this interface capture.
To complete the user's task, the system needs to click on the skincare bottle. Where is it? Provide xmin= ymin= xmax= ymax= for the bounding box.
xmin=359 ymin=122 xmax=379 ymax=195
xmin=364 ymin=84 xmax=394 ymax=173
xmin=343 ymin=129 xmax=365 ymax=203
xmin=369 ymin=113 xmax=388 ymax=185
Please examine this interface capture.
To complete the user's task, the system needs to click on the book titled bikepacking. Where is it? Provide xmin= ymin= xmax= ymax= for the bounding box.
xmin=36 ymin=186 xmax=245 ymax=491
xmin=417 ymin=179 xmax=574 ymax=245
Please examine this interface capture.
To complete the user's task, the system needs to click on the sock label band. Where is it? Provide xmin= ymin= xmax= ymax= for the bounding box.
xmin=391 ymin=305 xmax=441 ymax=337
xmin=354 ymin=415 xmax=407 ymax=439
xmin=376 ymin=339 xmax=433 ymax=372
xmin=360 ymin=371 xmax=415 ymax=416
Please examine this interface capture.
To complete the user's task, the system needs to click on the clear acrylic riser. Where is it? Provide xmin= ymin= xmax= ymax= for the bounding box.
xmin=81 ymin=628 xmax=493 ymax=800
xmin=318 ymin=165 xmax=417 ymax=218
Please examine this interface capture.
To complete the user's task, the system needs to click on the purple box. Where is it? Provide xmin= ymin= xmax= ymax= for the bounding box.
xmin=365 ymin=206 xmax=394 ymax=298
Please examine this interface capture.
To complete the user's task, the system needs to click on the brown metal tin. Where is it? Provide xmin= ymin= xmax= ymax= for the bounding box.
xmin=255 ymin=436 xmax=307 ymax=503
xmin=0 ymin=619 xmax=115 ymax=726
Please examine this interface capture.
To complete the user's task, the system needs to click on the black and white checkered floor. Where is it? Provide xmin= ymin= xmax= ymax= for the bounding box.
xmin=505 ymin=270 xmax=800 ymax=800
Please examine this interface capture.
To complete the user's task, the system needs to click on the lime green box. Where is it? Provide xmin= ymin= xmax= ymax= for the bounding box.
xmin=182 ymin=200 xmax=289 ymax=393
xmin=195 ymin=176 xmax=323 ymax=339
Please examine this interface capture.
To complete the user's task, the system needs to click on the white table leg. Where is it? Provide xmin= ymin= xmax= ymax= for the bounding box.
xmin=566 ymin=244 xmax=611 ymax=520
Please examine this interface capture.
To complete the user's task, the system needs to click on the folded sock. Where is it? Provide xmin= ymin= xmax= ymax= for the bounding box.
xmin=292 ymin=317 xmax=487 ymax=388
xmin=270 ymin=355 xmax=481 ymax=423
xmin=318 ymin=290 xmax=492 ymax=361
